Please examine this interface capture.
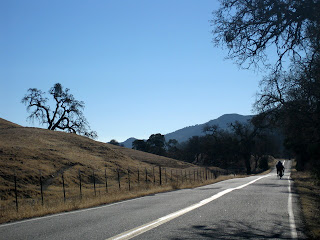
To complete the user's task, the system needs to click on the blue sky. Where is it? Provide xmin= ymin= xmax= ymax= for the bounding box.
xmin=1 ymin=0 xmax=263 ymax=143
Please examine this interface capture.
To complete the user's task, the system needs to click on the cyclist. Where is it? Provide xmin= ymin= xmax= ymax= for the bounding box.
xmin=276 ymin=161 xmax=284 ymax=177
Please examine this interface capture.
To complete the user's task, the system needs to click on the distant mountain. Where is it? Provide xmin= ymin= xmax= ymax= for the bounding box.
xmin=165 ymin=114 xmax=253 ymax=143
xmin=121 ymin=137 xmax=137 ymax=148
xmin=121 ymin=114 xmax=253 ymax=148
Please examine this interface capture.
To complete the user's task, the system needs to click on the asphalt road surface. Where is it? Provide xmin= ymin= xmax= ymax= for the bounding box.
xmin=0 ymin=160 xmax=306 ymax=239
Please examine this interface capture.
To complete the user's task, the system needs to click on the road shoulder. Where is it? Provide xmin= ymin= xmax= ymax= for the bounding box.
xmin=291 ymin=169 xmax=320 ymax=239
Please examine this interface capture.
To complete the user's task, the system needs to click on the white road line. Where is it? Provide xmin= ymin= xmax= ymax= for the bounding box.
xmin=288 ymin=175 xmax=298 ymax=239
xmin=106 ymin=174 xmax=270 ymax=240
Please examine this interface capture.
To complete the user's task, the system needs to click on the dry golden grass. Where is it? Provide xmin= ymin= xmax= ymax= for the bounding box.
xmin=291 ymin=169 xmax=320 ymax=239
xmin=0 ymin=118 xmax=230 ymax=223
xmin=0 ymin=173 xmax=241 ymax=224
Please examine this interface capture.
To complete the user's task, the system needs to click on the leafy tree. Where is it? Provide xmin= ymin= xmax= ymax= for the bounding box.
xmin=147 ymin=133 xmax=166 ymax=156
xmin=22 ymin=83 xmax=97 ymax=139
xmin=166 ymin=139 xmax=180 ymax=159
xmin=181 ymin=136 xmax=203 ymax=163
xmin=132 ymin=139 xmax=149 ymax=152
xmin=109 ymin=139 xmax=120 ymax=146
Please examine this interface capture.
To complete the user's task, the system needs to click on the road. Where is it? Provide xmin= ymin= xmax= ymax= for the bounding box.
xmin=0 ymin=160 xmax=306 ymax=239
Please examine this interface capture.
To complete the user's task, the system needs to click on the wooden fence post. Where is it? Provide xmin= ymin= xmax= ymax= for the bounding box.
xmin=176 ymin=170 xmax=178 ymax=184
xmin=181 ymin=170 xmax=183 ymax=183
xmin=62 ymin=173 xmax=66 ymax=203
xmin=184 ymin=170 xmax=187 ymax=183
xmin=145 ymin=168 xmax=148 ymax=185
xmin=153 ymin=167 xmax=155 ymax=185
xmin=128 ymin=168 xmax=131 ymax=191
xmin=93 ymin=170 xmax=96 ymax=196
xmin=159 ymin=166 xmax=162 ymax=186
xmin=165 ymin=168 xmax=167 ymax=184
xmin=39 ymin=171 xmax=44 ymax=206
xmin=117 ymin=168 xmax=121 ymax=189
xmin=105 ymin=168 xmax=108 ymax=193
xmin=137 ymin=168 xmax=140 ymax=185
xmin=14 ymin=173 xmax=18 ymax=212
xmin=79 ymin=170 xmax=82 ymax=199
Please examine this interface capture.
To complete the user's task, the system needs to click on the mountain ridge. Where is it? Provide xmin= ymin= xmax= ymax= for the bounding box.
xmin=121 ymin=113 xmax=253 ymax=148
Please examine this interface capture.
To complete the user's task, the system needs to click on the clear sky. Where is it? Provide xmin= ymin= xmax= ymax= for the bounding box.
xmin=0 ymin=0 xmax=263 ymax=143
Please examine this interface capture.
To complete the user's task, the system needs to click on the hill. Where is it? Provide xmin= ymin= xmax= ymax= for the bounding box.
xmin=122 ymin=114 xmax=253 ymax=148
xmin=165 ymin=113 xmax=252 ymax=143
xmin=121 ymin=137 xmax=137 ymax=149
xmin=0 ymin=118 xmax=195 ymax=201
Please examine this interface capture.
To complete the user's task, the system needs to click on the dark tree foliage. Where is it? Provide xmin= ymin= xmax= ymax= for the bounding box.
xmin=166 ymin=139 xmax=180 ymax=159
xmin=132 ymin=134 xmax=166 ymax=156
xmin=255 ymin=56 xmax=320 ymax=171
xmin=109 ymin=139 xmax=120 ymax=146
xmin=131 ymin=125 xmax=280 ymax=174
xmin=132 ymin=139 xmax=149 ymax=152
xmin=22 ymin=83 xmax=97 ymax=139
xmin=147 ymin=133 xmax=166 ymax=156
xmin=212 ymin=0 xmax=320 ymax=176
xmin=181 ymin=136 xmax=203 ymax=163
xmin=212 ymin=0 xmax=320 ymax=69
xmin=178 ymin=121 xmax=281 ymax=174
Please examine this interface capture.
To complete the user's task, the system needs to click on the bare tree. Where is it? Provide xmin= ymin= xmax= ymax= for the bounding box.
xmin=22 ymin=83 xmax=97 ymax=139
xmin=211 ymin=0 xmax=320 ymax=69
xmin=212 ymin=0 xmax=320 ymax=174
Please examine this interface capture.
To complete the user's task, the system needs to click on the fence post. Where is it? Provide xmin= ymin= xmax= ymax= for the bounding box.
xmin=176 ymin=170 xmax=178 ymax=184
xmin=184 ymin=170 xmax=187 ymax=183
xmin=138 ymin=168 xmax=140 ymax=185
xmin=62 ymin=173 xmax=66 ymax=203
xmin=79 ymin=170 xmax=82 ymax=199
xmin=93 ymin=170 xmax=96 ymax=196
xmin=153 ymin=167 xmax=155 ymax=185
xmin=145 ymin=168 xmax=148 ymax=185
xmin=39 ymin=171 xmax=44 ymax=206
xmin=159 ymin=166 xmax=162 ymax=186
xmin=14 ymin=172 xmax=18 ymax=212
xmin=105 ymin=168 xmax=108 ymax=193
xmin=206 ymin=168 xmax=208 ymax=181
xmin=117 ymin=168 xmax=121 ymax=189
xmin=181 ymin=170 xmax=183 ymax=183
xmin=171 ymin=169 xmax=173 ymax=182
xmin=128 ymin=168 xmax=131 ymax=191
xmin=165 ymin=168 xmax=167 ymax=184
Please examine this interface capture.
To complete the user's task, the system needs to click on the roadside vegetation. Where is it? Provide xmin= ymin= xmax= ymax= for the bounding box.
xmin=130 ymin=121 xmax=283 ymax=175
xmin=1 ymin=172 xmax=250 ymax=224
xmin=210 ymin=1 xmax=320 ymax=237
xmin=291 ymin=170 xmax=320 ymax=239
xmin=3 ymin=1 xmax=319 ymax=232
xmin=2 ymin=118 xmax=268 ymax=224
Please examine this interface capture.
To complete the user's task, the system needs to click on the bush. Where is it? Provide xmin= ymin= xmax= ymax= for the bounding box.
xmin=259 ymin=156 xmax=269 ymax=171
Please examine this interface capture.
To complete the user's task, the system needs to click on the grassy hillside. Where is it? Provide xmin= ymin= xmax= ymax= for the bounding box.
xmin=0 ymin=118 xmax=198 ymax=200
xmin=0 ymin=118 xmax=231 ymax=223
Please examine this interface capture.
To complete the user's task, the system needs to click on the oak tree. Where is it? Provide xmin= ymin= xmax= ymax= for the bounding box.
xmin=22 ymin=83 xmax=97 ymax=139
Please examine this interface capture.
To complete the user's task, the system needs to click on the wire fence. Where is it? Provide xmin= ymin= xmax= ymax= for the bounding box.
xmin=2 ymin=165 xmax=227 ymax=214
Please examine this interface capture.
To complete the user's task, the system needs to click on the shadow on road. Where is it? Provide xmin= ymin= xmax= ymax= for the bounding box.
xmin=169 ymin=219 xmax=292 ymax=239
